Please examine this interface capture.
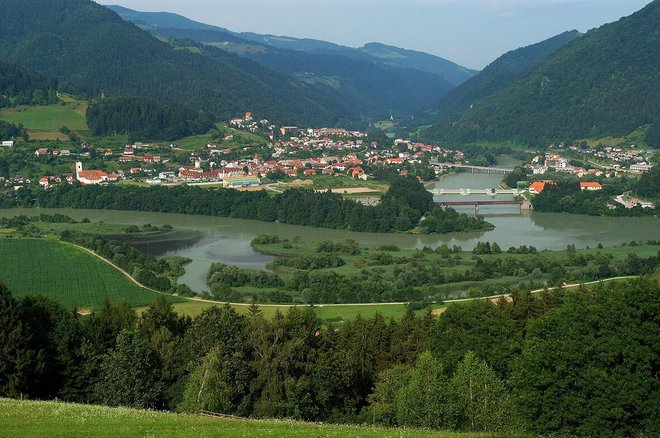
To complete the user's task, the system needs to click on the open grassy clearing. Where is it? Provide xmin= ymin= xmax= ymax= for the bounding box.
xmin=172 ymin=124 xmax=268 ymax=150
xmin=0 ymin=398 xmax=514 ymax=438
xmin=0 ymin=239 xmax=181 ymax=309
xmin=0 ymin=102 xmax=88 ymax=136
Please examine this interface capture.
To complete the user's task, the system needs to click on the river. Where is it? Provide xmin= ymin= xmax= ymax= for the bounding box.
xmin=1 ymin=161 xmax=657 ymax=291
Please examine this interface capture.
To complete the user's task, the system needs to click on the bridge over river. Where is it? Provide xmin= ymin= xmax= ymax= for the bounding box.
xmin=429 ymin=188 xmax=520 ymax=196
xmin=435 ymin=199 xmax=532 ymax=214
xmin=430 ymin=161 xmax=514 ymax=174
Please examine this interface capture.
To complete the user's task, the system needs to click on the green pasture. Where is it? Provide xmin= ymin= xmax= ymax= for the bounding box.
xmin=0 ymin=398 xmax=515 ymax=438
xmin=0 ymin=103 xmax=88 ymax=132
xmin=173 ymin=125 xmax=268 ymax=150
xmin=0 ymin=239 xmax=180 ymax=309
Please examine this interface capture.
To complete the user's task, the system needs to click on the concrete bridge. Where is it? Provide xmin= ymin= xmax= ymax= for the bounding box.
xmin=435 ymin=199 xmax=532 ymax=214
xmin=430 ymin=161 xmax=514 ymax=174
xmin=429 ymin=188 xmax=519 ymax=196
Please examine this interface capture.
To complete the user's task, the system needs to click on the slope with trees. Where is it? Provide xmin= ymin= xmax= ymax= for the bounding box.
xmin=421 ymin=30 xmax=580 ymax=124
xmin=0 ymin=61 xmax=59 ymax=107
xmin=425 ymin=1 xmax=660 ymax=146
xmin=0 ymin=0 xmax=351 ymax=126
xmin=0 ymin=278 xmax=657 ymax=436
xmin=86 ymin=97 xmax=215 ymax=141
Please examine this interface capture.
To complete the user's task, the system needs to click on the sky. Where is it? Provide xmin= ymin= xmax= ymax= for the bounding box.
xmin=98 ymin=0 xmax=652 ymax=70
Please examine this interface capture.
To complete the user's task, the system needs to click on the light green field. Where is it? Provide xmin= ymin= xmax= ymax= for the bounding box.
xmin=173 ymin=125 xmax=268 ymax=150
xmin=0 ymin=398 xmax=515 ymax=438
xmin=0 ymin=102 xmax=88 ymax=139
xmin=0 ymin=239 xmax=181 ymax=309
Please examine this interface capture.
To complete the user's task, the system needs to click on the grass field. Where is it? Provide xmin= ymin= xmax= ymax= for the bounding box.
xmin=0 ymin=239 xmax=181 ymax=309
xmin=0 ymin=398 xmax=518 ymax=438
xmin=173 ymin=124 xmax=268 ymax=150
xmin=0 ymin=101 xmax=88 ymax=140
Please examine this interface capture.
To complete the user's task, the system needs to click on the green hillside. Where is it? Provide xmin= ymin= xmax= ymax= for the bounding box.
xmin=358 ymin=42 xmax=477 ymax=86
xmin=109 ymin=7 xmax=460 ymax=117
xmin=0 ymin=61 xmax=58 ymax=107
xmin=0 ymin=0 xmax=350 ymax=126
xmin=0 ymin=398 xmax=499 ymax=438
xmin=425 ymin=0 xmax=660 ymax=146
xmin=0 ymin=239 xmax=178 ymax=309
xmin=422 ymin=30 xmax=580 ymax=124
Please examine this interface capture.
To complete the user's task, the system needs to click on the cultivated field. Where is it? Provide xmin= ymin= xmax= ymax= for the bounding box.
xmin=0 ymin=101 xmax=88 ymax=139
xmin=0 ymin=398 xmax=516 ymax=438
xmin=0 ymin=239 xmax=179 ymax=309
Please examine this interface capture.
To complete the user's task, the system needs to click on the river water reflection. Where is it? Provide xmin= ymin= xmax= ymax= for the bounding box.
xmin=1 ymin=167 xmax=657 ymax=291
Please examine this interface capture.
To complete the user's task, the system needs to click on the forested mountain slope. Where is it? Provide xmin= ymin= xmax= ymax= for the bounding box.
xmin=424 ymin=0 xmax=660 ymax=146
xmin=422 ymin=31 xmax=580 ymax=123
xmin=0 ymin=0 xmax=351 ymax=126
xmin=107 ymin=5 xmax=475 ymax=117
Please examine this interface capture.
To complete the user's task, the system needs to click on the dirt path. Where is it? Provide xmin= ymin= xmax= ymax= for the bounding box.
xmin=64 ymin=242 xmax=166 ymax=296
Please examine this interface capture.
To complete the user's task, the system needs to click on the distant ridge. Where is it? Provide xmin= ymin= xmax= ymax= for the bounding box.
xmin=422 ymin=30 xmax=580 ymax=123
xmin=0 ymin=0 xmax=352 ymax=126
xmin=107 ymin=5 xmax=477 ymax=117
xmin=424 ymin=0 xmax=660 ymax=145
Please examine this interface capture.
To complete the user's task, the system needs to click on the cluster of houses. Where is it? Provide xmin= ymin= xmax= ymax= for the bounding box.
xmin=530 ymin=146 xmax=654 ymax=176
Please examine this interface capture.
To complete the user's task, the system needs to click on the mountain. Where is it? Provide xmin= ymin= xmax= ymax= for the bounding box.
xmin=0 ymin=0 xmax=352 ymax=126
xmin=107 ymin=5 xmax=476 ymax=117
xmin=424 ymin=1 xmax=660 ymax=146
xmin=422 ymin=31 xmax=580 ymax=123
xmin=358 ymin=43 xmax=477 ymax=86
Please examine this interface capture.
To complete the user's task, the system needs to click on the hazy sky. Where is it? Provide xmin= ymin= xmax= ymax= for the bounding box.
xmin=98 ymin=0 xmax=651 ymax=69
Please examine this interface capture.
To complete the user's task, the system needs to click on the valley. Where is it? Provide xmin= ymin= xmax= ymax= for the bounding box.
xmin=0 ymin=1 xmax=657 ymax=436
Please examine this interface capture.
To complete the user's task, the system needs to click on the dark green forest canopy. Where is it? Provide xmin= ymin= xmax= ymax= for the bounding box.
xmin=0 ymin=278 xmax=657 ymax=436
xmin=86 ymin=97 xmax=215 ymax=141
xmin=421 ymin=30 xmax=580 ymax=124
xmin=424 ymin=1 xmax=660 ymax=146
xmin=0 ymin=0 xmax=352 ymax=126
xmin=0 ymin=61 xmax=59 ymax=107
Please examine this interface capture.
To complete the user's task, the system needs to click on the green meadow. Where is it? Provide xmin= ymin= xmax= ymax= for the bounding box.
xmin=0 ymin=100 xmax=88 ymax=139
xmin=0 ymin=398 xmax=518 ymax=438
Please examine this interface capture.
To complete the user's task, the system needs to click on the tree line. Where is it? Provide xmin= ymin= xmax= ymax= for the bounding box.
xmin=4 ymin=175 xmax=492 ymax=234
xmin=86 ymin=97 xmax=215 ymax=141
xmin=59 ymin=231 xmax=192 ymax=294
xmin=0 ymin=120 xmax=27 ymax=142
xmin=1 ymin=278 xmax=657 ymax=436
xmin=215 ymin=237 xmax=659 ymax=304
xmin=531 ymin=179 xmax=658 ymax=216
xmin=0 ymin=61 xmax=58 ymax=107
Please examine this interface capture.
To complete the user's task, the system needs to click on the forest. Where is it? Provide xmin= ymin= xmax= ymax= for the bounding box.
xmin=0 ymin=0 xmax=352 ymax=126
xmin=1 ymin=278 xmax=657 ymax=436
xmin=0 ymin=120 xmax=27 ymax=142
xmin=531 ymin=179 xmax=658 ymax=216
xmin=3 ymin=176 xmax=492 ymax=234
xmin=0 ymin=61 xmax=59 ymax=108
xmin=86 ymin=97 xmax=215 ymax=141
xmin=424 ymin=1 xmax=660 ymax=147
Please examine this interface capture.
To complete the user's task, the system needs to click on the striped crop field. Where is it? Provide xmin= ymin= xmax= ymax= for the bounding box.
xmin=0 ymin=239 xmax=181 ymax=309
